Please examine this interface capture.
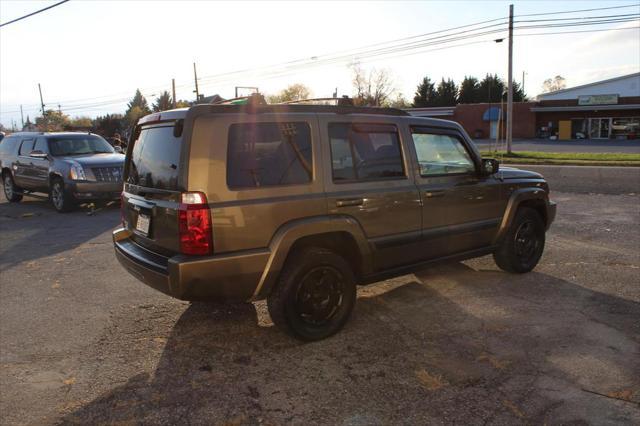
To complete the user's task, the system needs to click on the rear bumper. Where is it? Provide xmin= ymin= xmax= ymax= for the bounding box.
xmin=68 ymin=181 xmax=122 ymax=200
xmin=113 ymin=228 xmax=269 ymax=302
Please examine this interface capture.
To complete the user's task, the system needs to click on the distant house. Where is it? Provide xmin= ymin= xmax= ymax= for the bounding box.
xmin=197 ymin=94 xmax=225 ymax=104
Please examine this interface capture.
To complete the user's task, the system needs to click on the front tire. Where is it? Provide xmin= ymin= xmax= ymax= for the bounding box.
xmin=3 ymin=173 xmax=23 ymax=202
xmin=50 ymin=178 xmax=75 ymax=213
xmin=493 ymin=207 xmax=545 ymax=273
xmin=267 ymin=247 xmax=357 ymax=341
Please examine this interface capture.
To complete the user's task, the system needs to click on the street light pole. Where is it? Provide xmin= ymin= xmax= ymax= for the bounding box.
xmin=506 ymin=4 xmax=514 ymax=154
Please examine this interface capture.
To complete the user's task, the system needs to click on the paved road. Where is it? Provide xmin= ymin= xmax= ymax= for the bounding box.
xmin=1 ymin=189 xmax=639 ymax=424
xmin=508 ymin=164 xmax=640 ymax=195
xmin=473 ymin=138 xmax=640 ymax=154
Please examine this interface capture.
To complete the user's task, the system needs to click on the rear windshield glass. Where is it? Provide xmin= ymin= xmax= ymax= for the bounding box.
xmin=49 ymin=135 xmax=114 ymax=156
xmin=127 ymin=125 xmax=181 ymax=190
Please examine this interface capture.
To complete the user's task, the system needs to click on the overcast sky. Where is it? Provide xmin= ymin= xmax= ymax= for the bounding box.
xmin=1 ymin=0 xmax=639 ymax=128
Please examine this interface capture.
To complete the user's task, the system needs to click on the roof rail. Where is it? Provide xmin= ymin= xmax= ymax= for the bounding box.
xmin=191 ymin=103 xmax=411 ymax=116
xmin=280 ymin=96 xmax=354 ymax=106
xmin=213 ymin=93 xmax=267 ymax=106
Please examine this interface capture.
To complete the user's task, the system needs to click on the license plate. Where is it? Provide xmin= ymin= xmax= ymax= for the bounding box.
xmin=136 ymin=213 xmax=150 ymax=235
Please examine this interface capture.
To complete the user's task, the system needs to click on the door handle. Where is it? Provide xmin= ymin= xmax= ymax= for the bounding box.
xmin=336 ymin=198 xmax=363 ymax=207
xmin=424 ymin=191 xmax=445 ymax=198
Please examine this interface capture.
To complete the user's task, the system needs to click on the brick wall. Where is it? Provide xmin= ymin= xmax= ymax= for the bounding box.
xmin=453 ymin=102 xmax=537 ymax=139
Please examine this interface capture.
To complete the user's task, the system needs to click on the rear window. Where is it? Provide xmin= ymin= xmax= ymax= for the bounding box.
xmin=127 ymin=125 xmax=182 ymax=190
xmin=227 ymin=122 xmax=312 ymax=189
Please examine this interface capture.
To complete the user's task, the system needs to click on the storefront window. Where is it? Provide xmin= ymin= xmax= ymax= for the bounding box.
xmin=611 ymin=117 xmax=640 ymax=139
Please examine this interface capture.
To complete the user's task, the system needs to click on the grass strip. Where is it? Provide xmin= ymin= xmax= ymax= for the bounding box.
xmin=480 ymin=151 xmax=640 ymax=166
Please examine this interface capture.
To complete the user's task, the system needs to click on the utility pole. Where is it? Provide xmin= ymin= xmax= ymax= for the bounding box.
xmin=193 ymin=62 xmax=200 ymax=102
xmin=506 ymin=4 xmax=514 ymax=154
xmin=522 ymin=71 xmax=526 ymax=95
xmin=172 ymin=78 xmax=177 ymax=108
xmin=38 ymin=83 xmax=45 ymax=116
xmin=20 ymin=105 xmax=24 ymax=128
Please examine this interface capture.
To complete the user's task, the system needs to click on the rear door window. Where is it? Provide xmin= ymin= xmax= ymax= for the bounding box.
xmin=227 ymin=122 xmax=312 ymax=189
xmin=18 ymin=139 xmax=35 ymax=156
xmin=127 ymin=125 xmax=182 ymax=190
xmin=329 ymin=123 xmax=404 ymax=182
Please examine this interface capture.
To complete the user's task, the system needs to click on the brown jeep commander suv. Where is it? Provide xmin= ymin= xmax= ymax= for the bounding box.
xmin=113 ymin=102 xmax=556 ymax=341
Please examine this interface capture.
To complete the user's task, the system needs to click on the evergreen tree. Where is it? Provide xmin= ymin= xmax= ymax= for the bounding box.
xmin=153 ymin=91 xmax=173 ymax=112
xmin=458 ymin=76 xmax=481 ymax=104
xmin=412 ymin=76 xmax=436 ymax=107
xmin=478 ymin=74 xmax=506 ymax=103
xmin=125 ymin=89 xmax=151 ymax=126
xmin=126 ymin=89 xmax=151 ymax=115
xmin=433 ymin=78 xmax=458 ymax=106
xmin=512 ymin=81 xmax=527 ymax=102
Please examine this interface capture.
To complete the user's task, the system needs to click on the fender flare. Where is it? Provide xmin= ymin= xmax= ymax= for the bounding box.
xmin=251 ymin=215 xmax=372 ymax=300
xmin=493 ymin=187 xmax=549 ymax=244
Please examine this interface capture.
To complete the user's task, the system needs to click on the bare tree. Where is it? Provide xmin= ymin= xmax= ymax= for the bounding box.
xmin=542 ymin=75 xmax=566 ymax=93
xmin=351 ymin=63 xmax=396 ymax=106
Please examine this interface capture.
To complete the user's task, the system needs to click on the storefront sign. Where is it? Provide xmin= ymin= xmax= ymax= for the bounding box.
xmin=578 ymin=94 xmax=618 ymax=106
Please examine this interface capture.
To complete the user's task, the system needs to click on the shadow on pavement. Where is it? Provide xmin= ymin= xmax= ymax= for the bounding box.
xmin=60 ymin=262 xmax=640 ymax=425
xmin=0 ymin=197 xmax=120 ymax=272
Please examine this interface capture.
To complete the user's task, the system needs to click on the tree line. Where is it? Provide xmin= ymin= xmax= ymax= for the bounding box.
xmin=23 ymin=66 xmax=540 ymax=136
xmin=31 ymin=89 xmax=190 ymax=136
xmin=412 ymin=74 xmax=526 ymax=107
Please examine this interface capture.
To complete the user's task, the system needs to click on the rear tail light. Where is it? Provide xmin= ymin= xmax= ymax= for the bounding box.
xmin=178 ymin=192 xmax=213 ymax=255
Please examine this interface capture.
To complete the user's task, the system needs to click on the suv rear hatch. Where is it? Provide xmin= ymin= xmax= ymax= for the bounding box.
xmin=123 ymin=114 xmax=189 ymax=257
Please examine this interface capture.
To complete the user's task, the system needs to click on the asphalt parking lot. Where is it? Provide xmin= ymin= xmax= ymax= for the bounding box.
xmin=1 ymin=186 xmax=639 ymax=425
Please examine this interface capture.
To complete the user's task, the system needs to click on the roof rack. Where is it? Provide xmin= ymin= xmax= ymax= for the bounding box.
xmin=281 ymin=96 xmax=354 ymax=106
xmin=213 ymin=93 xmax=267 ymax=106
xmin=192 ymin=103 xmax=410 ymax=116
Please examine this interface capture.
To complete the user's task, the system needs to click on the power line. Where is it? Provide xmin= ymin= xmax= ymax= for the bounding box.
xmin=515 ymin=26 xmax=640 ymax=36
xmin=515 ymin=4 xmax=639 ymax=17
xmin=0 ymin=0 xmax=70 ymax=28
xmin=515 ymin=12 xmax=640 ymax=23
xmin=3 ymin=9 xmax=639 ymax=116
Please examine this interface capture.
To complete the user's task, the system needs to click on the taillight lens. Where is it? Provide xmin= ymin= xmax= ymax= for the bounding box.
xmin=178 ymin=192 xmax=213 ymax=255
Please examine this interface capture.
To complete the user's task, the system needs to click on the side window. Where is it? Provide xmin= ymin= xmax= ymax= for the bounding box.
xmin=411 ymin=132 xmax=475 ymax=176
xmin=329 ymin=123 xmax=404 ymax=182
xmin=227 ymin=122 xmax=312 ymax=189
xmin=18 ymin=139 xmax=35 ymax=156
xmin=34 ymin=137 xmax=48 ymax=153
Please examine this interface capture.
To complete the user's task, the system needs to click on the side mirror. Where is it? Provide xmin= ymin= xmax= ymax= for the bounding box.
xmin=29 ymin=150 xmax=48 ymax=159
xmin=114 ymin=146 xmax=123 ymax=154
xmin=481 ymin=158 xmax=499 ymax=176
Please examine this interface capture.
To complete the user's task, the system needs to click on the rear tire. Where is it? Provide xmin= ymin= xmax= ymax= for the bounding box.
xmin=3 ymin=173 xmax=23 ymax=202
xmin=50 ymin=178 xmax=75 ymax=213
xmin=493 ymin=207 xmax=545 ymax=273
xmin=267 ymin=247 xmax=356 ymax=341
